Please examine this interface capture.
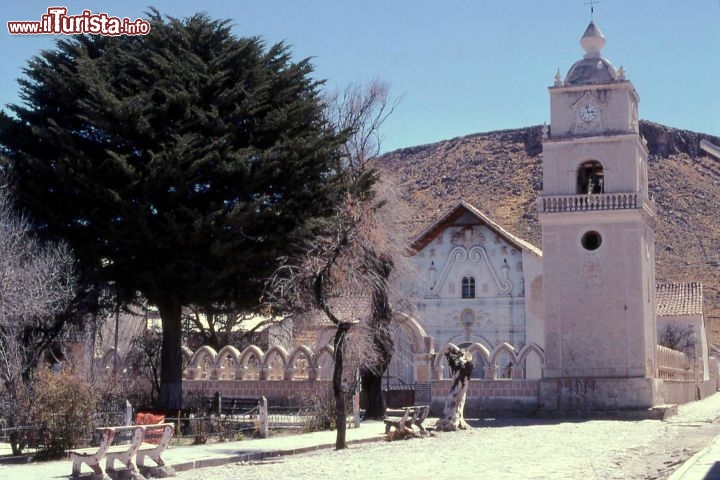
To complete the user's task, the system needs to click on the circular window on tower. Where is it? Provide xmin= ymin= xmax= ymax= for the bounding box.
xmin=581 ymin=230 xmax=602 ymax=251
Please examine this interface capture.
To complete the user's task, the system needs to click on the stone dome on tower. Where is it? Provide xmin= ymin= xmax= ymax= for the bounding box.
xmin=563 ymin=21 xmax=620 ymax=86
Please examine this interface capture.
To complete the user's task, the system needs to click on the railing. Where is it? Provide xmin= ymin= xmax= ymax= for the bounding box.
xmin=657 ymin=345 xmax=693 ymax=381
xmin=539 ymin=192 xmax=640 ymax=213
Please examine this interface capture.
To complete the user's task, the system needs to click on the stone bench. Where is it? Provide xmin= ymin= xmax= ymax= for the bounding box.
xmin=136 ymin=423 xmax=175 ymax=475
xmin=67 ymin=423 xmax=175 ymax=478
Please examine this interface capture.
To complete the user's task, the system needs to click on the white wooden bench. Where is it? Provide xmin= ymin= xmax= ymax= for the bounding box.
xmin=68 ymin=425 xmax=143 ymax=477
xmin=402 ymin=405 xmax=429 ymax=434
xmin=67 ymin=423 xmax=175 ymax=477
xmin=136 ymin=423 xmax=175 ymax=469
xmin=383 ymin=405 xmax=430 ymax=438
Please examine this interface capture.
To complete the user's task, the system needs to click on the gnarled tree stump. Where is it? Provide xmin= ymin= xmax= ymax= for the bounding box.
xmin=435 ymin=344 xmax=474 ymax=431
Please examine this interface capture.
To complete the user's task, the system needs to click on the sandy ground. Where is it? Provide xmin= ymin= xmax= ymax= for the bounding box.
xmin=177 ymin=395 xmax=720 ymax=480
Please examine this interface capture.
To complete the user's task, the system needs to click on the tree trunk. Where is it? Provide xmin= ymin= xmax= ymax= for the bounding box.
xmin=360 ymin=370 xmax=385 ymax=419
xmin=435 ymin=344 xmax=474 ymax=431
xmin=362 ymin=253 xmax=394 ymax=419
xmin=156 ymin=298 xmax=183 ymax=411
xmin=333 ymin=322 xmax=351 ymax=450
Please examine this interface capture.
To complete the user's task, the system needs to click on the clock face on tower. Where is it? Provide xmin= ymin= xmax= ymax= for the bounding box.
xmin=578 ymin=103 xmax=600 ymax=122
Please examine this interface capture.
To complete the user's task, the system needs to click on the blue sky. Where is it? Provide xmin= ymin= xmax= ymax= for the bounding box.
xmin=1 ymin=1 xmax=718 ymax=152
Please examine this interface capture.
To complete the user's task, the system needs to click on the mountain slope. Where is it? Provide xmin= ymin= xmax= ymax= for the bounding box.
xmin=379 ymin=121 xmax=720 ymax=341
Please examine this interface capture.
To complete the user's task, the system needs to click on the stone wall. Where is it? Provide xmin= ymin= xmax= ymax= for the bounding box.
xmin=182 ymin=376 xmax=541 ymax=415
xmin=431 ymin=379 xmax=540 ymax=416
xmin=183 ymin=379 xmax=331 ymax=406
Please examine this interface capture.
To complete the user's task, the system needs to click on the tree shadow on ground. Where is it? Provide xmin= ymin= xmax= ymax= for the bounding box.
xmin=466 ymin=417 xmax=597 ymax=428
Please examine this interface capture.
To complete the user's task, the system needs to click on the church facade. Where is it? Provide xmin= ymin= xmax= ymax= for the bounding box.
xmin=403 ymin=201 xmax=544 ymax=381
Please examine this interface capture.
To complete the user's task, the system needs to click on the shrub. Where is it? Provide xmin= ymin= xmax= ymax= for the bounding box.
xmin=14 ymin=368 xmax=98 ymax=457
xmin=296 ymin=389 xmax=352 ymax=433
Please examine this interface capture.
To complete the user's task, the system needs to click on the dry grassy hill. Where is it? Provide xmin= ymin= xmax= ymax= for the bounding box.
xmin=378 ymin=121 xmax=720 ymax=342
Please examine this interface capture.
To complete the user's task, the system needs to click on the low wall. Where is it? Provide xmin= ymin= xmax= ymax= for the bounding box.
xmin=184 ymin=378 xmax=541 ymax=415
xmin=184 ymin=375 xmax=717 ymax=415
xmin=431 ymin=379 xmax=540 ymax=416
xmin=659 ymin=378 xmax=717 ymax=405
xmin=183 ymin=379 xmax=330 ymax=406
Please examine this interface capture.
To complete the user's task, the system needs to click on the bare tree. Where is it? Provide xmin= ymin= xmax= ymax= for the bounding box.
xmin=658 ymin=323 xmax=697 ymax=359
xmin=0 ymin=183 xmax=75 ymax=432
xmin=435 ymin=344 xmax=474 ymax=431
xmin=266 ymin=80 xmax=411 ymax=448
xmin=181 ymin=305 xmax=275 ymax=351
xmin=326 ymin=80 xmax=416 ymax=420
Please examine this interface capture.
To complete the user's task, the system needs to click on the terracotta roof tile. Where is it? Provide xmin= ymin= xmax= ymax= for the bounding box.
xmin=656 ymin=282 xmax=704 ymax=316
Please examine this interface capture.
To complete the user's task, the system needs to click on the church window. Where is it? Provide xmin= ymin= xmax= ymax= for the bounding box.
xmin=581 ymin=231 xmax=602 ymax=251
xmin=461 ymin=277 xmax=475 ymax=298
xmin=576 ymin=160 xmax=604 ymax=194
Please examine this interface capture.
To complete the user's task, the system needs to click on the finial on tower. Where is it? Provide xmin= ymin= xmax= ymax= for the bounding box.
xmin=580 ymin=19 xmax=606 ymax=58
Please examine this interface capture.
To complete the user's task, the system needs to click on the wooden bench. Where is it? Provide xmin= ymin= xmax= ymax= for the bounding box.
xmin=383 ymin=405 xmax=430 ymax=438
xmin=67 ymin=423 xmax=175 ymax=478
xmin=205 ymin=393 xmax=269 ymax=438
xmin=413 ymin=405 xmax=430 ymax=434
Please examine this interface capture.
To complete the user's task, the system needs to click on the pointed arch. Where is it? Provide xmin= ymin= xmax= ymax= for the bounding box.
xmin=462 ymin=342 xmax=491 ymax=379
xmin=216 ymin=345 xmax=242 ymax=379
xmin=239 ymin=345 xmax=264 ymax=381
xmin=489 ymin=342 xmax=519 ymax=365
xmin=517 ymin=343 xmax=545 ymax=379
xmin=239 ymin=345 xmax=265 ymax=365
xmin=490 ymin=342 xmax=519 ymax=379
xmin=262 ymin=345 xmax=289 ymax=381
xmin=187 ymin=346 xmax=217 ymax=380
xmin=464 ymin=342 xmax=491 ymax=365
xmin=288 ymin=345 xmax=315 ymax=381
xmin=517 ymin=343 xmax=544 ymax=364
xmin=187 ymin=345 xmax=217 ymax=368
xmin=394 ymin=312 xmax=430 ymax=353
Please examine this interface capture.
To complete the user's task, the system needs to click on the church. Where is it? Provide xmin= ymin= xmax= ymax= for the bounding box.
xmin=389 ymin=18 xmax=714 ymax=411
xmin=181 ymin=19 xmax=715 ymax=414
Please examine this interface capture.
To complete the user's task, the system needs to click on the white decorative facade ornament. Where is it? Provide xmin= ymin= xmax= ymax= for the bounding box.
xmin=424 ymin=245 xmax=513 ymax=297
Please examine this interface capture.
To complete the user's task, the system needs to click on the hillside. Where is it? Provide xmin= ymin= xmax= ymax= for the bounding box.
xmin=378 ymin=121 xmax=720 ymax=342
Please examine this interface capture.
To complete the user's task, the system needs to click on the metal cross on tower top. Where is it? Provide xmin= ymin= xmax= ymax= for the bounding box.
xmin=585 ymin=0 xmax=599 ymax=20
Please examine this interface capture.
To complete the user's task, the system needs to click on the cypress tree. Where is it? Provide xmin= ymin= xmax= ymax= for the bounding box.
xmin=0 ymin=10 xmax=348 ymax=409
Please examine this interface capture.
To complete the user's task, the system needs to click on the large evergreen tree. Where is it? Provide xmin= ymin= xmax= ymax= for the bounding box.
xmin=0 ymin=11 xmax=347 ymax=408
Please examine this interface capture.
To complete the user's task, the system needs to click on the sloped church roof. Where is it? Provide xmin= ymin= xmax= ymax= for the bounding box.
xmin=410 ymin=201 xmax=542 ymax=257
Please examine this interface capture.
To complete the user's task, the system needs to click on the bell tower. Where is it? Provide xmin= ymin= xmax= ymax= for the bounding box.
xmin=538 ymin=21 xmax=659 ymax=409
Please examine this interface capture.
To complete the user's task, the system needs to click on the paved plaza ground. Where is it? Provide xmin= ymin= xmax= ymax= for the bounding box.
xmin=4 ymin=394 xmax=720 ymax=479
xmin=177 ymin=394 xmax=720 ymax=480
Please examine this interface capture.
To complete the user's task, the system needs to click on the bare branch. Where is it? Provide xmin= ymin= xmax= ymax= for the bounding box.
xmin=0 ymin=180 xmax=76 ymax=409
